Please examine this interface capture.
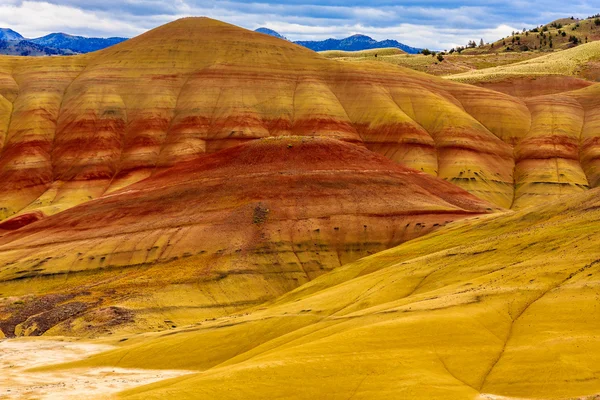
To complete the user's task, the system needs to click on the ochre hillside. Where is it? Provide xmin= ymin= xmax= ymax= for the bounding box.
xmin=0 ymin=137 xmax=494 ymax=336
xmin=1 ymin=15 xmax=600 ymax=400
xmin=0 ymin=17 xmax=599 ymax=222
xmin=54 ymin=187 xmax=600 ymax=400
xmin=0 ymin=17 xmax=600 ymax=337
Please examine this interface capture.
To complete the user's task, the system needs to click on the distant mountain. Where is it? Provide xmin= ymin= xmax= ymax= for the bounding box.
xmin=0 ymin=28 xmax=128 ymax=56
xmin=296 ymin=34 xmax=422 ymax=54
xmin=254 ymin=28 xmax=288 ymax=41
xmin=29 ymin=33 xmax=127 ymax=53
xmin=0 ymin=28 xmax=24 ymax=41
xmin=0 ymin=39 xmax=73 ymax=56
xmin=254 ymin=28 xmax=422 ymax=54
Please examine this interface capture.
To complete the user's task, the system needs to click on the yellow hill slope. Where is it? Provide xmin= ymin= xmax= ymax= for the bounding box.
xmin=56 ymin=187 xmax=600 ymax=399
xmin=0 ymin=137 xmax=495 ymax=336
xmin=448 ymin=40 xmax=600 ymax=84
xmin=1 ymin=16 xmax=599 ymax=222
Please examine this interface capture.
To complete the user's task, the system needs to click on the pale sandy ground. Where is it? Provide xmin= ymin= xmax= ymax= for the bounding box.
xmin=0 ymin=339 xmax=192 ymax=400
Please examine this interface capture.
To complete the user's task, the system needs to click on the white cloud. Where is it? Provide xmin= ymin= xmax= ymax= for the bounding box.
xmin=0 ymin=1 xmax=145 ymax=37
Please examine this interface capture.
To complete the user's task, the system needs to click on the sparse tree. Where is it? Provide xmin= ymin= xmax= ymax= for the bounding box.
xmin=479 ymin=38 xmax=484 ymax=47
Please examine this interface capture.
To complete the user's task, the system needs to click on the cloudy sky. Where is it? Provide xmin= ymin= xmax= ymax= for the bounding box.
xmin=0 ymin=0 xmax=598 ymax=49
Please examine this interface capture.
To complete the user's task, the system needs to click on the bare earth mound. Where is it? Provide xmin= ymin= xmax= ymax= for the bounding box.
xmin=54 ymin=187 xmax=600 ymax=400
xmin=0 ymin=137 xmax=494 ymax=336
xmin=1 ymin=16 xmax=599 ymax=222
xmin=0 ymin=15 xmax=599 ymax=400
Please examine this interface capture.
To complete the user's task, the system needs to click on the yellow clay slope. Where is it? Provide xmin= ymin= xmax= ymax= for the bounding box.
xmin=0 ymin=16 xmax=598 ymax=220
xmin=54 ymin=187 xmax=600 ymax=400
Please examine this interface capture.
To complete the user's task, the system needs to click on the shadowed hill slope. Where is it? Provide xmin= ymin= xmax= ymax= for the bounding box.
xmin=58 ymin=187 xmax=600 ymax=399
xmin=0 ymin=17 xmax=599 ymax=221
xmin=0 ymin=137 xmax=495 ymax=336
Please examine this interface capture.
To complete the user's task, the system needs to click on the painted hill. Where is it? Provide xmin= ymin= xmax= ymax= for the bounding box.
xmin=54 ymin=186 xmax=600 ymax=399
xmin=0 ymin=137 xmax=495 ymax=336
xmin=0 ymin=17 xmax=598 ymax=225
xmin=0 ymin=17 xmax=600 ymax=337
xmin=0 ymin=15 xmax=599 ymax=400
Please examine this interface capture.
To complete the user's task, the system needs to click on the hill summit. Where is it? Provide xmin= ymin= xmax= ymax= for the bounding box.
xmin=0 ymin=28 xmax=24 ymax=41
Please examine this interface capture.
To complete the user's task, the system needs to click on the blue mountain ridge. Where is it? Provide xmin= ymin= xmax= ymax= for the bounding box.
xmin=255 ymin=28 xmax=422 ymax=54
xmin=0 ymin=29 xmax=127 ymax=56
